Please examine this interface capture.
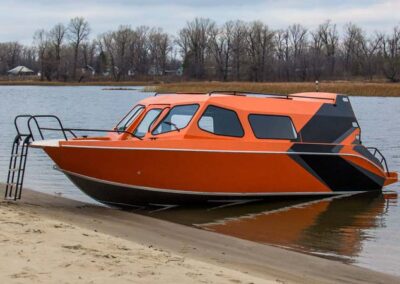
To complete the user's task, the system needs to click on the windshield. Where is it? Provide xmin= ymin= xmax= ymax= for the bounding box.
xmin=134 ymin=109 xmax=163 ymax=137
xmin=116 ymin=105 xmax=144 ymax=132
xmin=152 ymin=104 xmax=199 ymax=135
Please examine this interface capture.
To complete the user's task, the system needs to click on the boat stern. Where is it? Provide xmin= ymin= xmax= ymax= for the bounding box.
xmin=384 ymin=172 xmax=398 ymax=186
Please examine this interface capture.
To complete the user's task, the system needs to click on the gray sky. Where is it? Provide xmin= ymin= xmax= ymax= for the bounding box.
xmin=1 ymin=0 xmax=399 ymax=44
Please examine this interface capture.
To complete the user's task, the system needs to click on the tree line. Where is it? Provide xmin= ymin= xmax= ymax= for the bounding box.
xmin=0 ymin=17 xmax=399 ymax=82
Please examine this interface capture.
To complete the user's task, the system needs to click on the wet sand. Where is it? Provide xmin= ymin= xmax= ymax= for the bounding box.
xmin=1 ymin=186 xmax=399 ymax=284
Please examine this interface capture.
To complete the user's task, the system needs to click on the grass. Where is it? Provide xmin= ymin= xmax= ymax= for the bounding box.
xmin=144 ymin=81 xmax=400 ymax=97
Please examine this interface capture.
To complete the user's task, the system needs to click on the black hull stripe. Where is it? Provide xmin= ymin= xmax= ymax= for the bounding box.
xmin=297 ymin=154 xmax=384 ymax=191
xmin=61 ymin=168 xmax=367 ymax=197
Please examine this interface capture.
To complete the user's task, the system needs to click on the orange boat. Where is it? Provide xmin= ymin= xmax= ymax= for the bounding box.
xmin=5 ymin=91 xmax=398 ymax=207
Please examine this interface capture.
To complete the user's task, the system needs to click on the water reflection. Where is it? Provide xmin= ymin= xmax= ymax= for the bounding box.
xmin=142 ymin=192 xmax=397 ymax=264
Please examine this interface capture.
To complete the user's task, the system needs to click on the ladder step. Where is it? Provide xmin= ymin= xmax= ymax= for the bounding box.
xmin=4 ymin=197 xmax=17 ymax=201
xmin=5 ymin=133 xmax=31 ymax=201
xmin=11 ymin=154 xmax=23 ymax=157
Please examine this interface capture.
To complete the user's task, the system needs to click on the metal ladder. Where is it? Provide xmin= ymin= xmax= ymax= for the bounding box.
xmin=4 ymin=113 xmax=138 ymax=201
xmin=5 ymin=134 xmax=32 ymax=200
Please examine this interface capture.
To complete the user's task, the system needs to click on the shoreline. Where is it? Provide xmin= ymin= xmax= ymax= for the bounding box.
xmin=145 ymin=81 xmax=400 ymax=97
xmin=0 ymin=81 xmax=154 ymax=87
xmin=1 ymin=80 xmax=400 ymax=97
xmin=1 ymin=186 xmax=399 ymax=283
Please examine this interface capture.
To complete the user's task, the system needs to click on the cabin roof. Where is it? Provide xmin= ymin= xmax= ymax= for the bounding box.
xmin=139 ymin=92 xmax=338 ymax=108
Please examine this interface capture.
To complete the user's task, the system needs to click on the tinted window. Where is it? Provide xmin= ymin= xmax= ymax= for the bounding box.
xmin=248 ymin=114 xmax=297 ymax=139
xmin=116 ymin=105 xmax=144 ymax=131
xmin=198 ymin=105 xmax=244 ymax=137
xmin=152 ymin=104 xmax=199 ymax=135
xmin=134 ymin=109 xmax=162 ymax=137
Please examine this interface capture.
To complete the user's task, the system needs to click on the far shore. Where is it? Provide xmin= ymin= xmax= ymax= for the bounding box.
xmin=1 ymin=80 xmax=400 ymax=97
xmin=145 ymin=81 xmax=400 ymax=97
xmin=0 ymin=185 xmax=399 ymax=283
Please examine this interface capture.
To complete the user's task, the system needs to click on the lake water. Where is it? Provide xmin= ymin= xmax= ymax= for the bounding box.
xmin=0 ymin=86 xmax=399 ymax=276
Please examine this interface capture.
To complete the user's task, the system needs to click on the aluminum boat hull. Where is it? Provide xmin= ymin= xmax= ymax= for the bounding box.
xmin=42 ymin=145 xmax=390 ymax=207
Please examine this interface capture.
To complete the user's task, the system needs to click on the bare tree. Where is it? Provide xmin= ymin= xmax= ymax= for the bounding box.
xmin=246 ymin=21 xmax=275 ymax=81
xmin=316 ymin=20 xmax=339 ymax=76
xmin=309 ymin=29 xmax=325 ymax=80
xmin=68 ymin=17 xmax=90 ymax=80
xmin=358 ymin=32 xmax=384 ymax=80
xmin=343 ymin=23 xmax=364 ymax=77
xmin=177 ymin=18 xmax=215 ymax=79
xmin=382 ymin=26 xmax=400 ymax=82
xmin=274 ymin=29 xmax=290 ymax=80
xmin=2 ymin=17 xmax=400 ymax=82
xmin=0 ymin=42 xmax=23 ymax=74
xmin=130 ymin=26 xmax=150 ymax=76
xmin=208 ymin=21 xmax=233 ymax=81
xmin=148 ymin=28 xmax=171 ymax=76
xmin=98 ymin=32 xmax=117 ymax=78
xmin=288 ymin=24 xmax=308 ymax=80
xmin=34 ymin=30 xmax=50 ymax=80
xmin=49 ymin=23 xmax=66 ymax=79
xmin=229 ymin=20 xmax=247 ymax=80
xmin=82 ymin=40 xmax=97 ymax=74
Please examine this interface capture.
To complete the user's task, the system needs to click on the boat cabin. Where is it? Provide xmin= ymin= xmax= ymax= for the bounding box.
xmin=113 ymin=92 xmax=360 ymax=145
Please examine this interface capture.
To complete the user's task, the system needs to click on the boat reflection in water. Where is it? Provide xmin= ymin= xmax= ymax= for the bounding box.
xmin=142 ymin=192 xmax=397 ymax=264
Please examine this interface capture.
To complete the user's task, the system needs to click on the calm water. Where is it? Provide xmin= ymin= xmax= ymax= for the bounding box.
xmin=0 ymin=86 xmax=399 ymax=275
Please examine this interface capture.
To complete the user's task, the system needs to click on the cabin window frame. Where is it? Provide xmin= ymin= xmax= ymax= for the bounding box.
xmin=115 ymin=104 xmax=145 ymax=132
xmin=248 ymin=114 xmax=298 ymax=141
xmin=151 ymin=103 xmax=200 ymax=135
xmin=133 ymin=108 xmax=163 ymax=138
xmin=197 ymin=105 xmax=245 ymax=138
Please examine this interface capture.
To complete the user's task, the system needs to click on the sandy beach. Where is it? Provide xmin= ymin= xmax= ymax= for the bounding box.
xmin=0 ymin=202 xmax=273 ymax=284
xmin=0 ymin=186 xmax=399 ymax=284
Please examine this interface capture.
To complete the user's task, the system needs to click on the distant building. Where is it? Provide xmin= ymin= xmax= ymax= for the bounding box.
xmin=81 ymin=65 xmax=96 ymax=76
xmin=148 ymin=66 xmax=163 ymax=76
xmin=164 ymin=66 xmax=183 ymax=76
xmin=7 ymin=66 xmax=34 ymax=75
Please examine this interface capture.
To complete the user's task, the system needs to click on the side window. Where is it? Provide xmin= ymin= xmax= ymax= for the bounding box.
xmin=134 ymin=109 xmax=162 ymax=137
xmin=248 ymin=114 xmax=297 ymax=140
xmin=116 ymin=105 xmax=144 ymax=131
xmin=152 ymin=104 xmax=199 ymax=135
xmin=198 ymin=105 xmax=244 ymax=137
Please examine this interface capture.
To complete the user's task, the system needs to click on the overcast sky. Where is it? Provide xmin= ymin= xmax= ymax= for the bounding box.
xmin=1 ymin=0 xmax=399 ymax=44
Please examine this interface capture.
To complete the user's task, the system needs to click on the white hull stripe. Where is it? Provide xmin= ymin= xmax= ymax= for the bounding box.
xmin=60 ymin=168 xmax=367 ymax=197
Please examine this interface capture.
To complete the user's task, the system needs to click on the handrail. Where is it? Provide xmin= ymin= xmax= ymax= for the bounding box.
xmin=154 ymin=92 xmax=207 ymax=96
xmin=208 ymin=90 xmax=286 ymax=98
xmin=208 ymin=90 xmax=336 ymax=101
xmin=40 ymin=127 xmax=142 ymax=140
xmin=366 ymin=147 xmax=390 ymax=174
xmin=28 ymin=115 xmax=69 ymax=140
xmin=153 ymin=90 xmax=336 ymax=102
xmin=14 ymin=115 xmax=33 ymax=137
xmin=14 ymin=114 xmax=142 ymax=142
